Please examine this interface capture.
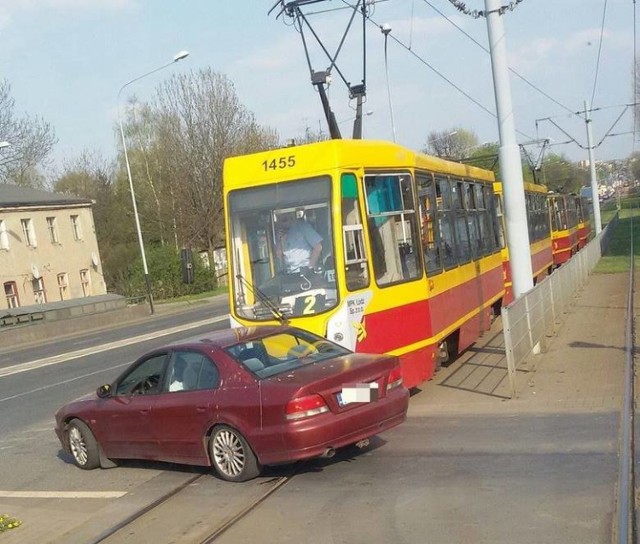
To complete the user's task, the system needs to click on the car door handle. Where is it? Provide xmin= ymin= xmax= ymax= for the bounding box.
xmin=196 ymin=406 xmax=207 ymax=413
xmin=139 ymin=409 xmax=149 ymax=415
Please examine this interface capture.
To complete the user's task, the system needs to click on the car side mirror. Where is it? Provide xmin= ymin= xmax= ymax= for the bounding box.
xmin=97 ymin=384 xmax=112 ymax=398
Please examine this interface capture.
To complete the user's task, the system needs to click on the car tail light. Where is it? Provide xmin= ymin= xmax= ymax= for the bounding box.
xmin=285 ymin=394 xmax=329 ymax=421
xmin=387 ymin=367 xmax=403 ymax=391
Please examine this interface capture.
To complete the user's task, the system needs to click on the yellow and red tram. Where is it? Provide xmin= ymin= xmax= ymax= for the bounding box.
xmin=223 ymin=139 xmax=505 ymax=388
xmin=493 ymin=181 xmax=553 ymax=305
xmin=548 ymin=192 xmax=580 ymax=267
xmin=575 ymin=194 xmax=591 ymax=249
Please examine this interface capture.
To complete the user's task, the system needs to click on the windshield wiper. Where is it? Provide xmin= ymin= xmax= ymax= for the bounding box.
xmin=236 ymin=274 xmax=289 ymax=326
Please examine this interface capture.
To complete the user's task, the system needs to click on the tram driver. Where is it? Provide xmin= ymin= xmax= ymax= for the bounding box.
xmin=276 ymin=211 xmax=323 ymax=273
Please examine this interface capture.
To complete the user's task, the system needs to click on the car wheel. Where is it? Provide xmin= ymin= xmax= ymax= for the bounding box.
xmin=67 ymin=419 xmax=100 ymax=470
xmin=209 ymin=425 xmax=261 ymax=482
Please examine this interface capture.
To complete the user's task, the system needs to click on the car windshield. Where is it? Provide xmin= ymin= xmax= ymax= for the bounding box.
xmin=225 ymin=329 xmax=350 ymax=379
xmin=227 ymin=176 xmax=338 ymax=321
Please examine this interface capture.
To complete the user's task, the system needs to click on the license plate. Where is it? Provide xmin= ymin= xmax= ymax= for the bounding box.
xmin=337 ymin=383 xmax=379 ymax=407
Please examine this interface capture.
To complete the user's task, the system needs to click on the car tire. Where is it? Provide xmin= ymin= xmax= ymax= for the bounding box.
xmin=209 ymin=425 xmax=261 ymax=482
xmin=67 ymin=418 xmax=100 ymax=470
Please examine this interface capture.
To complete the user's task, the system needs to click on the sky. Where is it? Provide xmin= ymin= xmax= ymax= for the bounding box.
xmin=0 ymin=0 xmax=636 ymax=177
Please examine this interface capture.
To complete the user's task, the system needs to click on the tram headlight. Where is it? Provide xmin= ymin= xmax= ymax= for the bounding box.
xmin=333 ymin=332 xmax=344 ymax=342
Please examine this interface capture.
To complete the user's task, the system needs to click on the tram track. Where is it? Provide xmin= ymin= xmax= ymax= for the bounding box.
xmin=91 ymin=464 xmax=302 ymax=544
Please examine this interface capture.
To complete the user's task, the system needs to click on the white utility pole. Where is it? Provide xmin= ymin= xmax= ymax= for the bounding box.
xmin=584 ymin=100 xmax=603 ymax=234
xmin=485 ymin=0 xmax=533 ymax=299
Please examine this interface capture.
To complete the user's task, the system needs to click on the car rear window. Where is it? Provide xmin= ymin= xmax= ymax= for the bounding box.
xmin=225 ymin=330 xmax=350 ymax=379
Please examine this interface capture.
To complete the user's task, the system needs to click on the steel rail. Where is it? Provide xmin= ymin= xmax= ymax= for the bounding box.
xmin=199 ymin=469 xmax=299 ymax=543
xmin=616 ymin=216 xmax=635 ymax=544
xmin=90 ymin=473 xmax=205 ymax=544
xmin=90 ymin=463 xmax=301 ymax=544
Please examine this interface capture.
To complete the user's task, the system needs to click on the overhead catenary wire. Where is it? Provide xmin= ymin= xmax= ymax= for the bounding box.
xmin=590 ymin=0 xmax=609 ymax=108
xmin=361 ymin=12 xmax=536 ymax=141
xmin=634 ymin=0 xmax=637 ymax=151
xmin=446 ymin=0 xmax=526 ymax=18
xmin=421 ymin=0 xmax=580 ymax=119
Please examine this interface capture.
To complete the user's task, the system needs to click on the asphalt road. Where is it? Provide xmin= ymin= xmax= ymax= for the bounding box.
xmin=0 ymin=295 xmax=622 ymax=544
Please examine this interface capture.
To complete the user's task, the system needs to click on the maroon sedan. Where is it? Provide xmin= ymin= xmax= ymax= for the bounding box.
xmin=55 ymin=326 xmax=409 ymax=482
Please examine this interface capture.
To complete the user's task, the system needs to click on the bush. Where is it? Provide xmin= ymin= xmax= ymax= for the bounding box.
xmin=124 ymin=245 xmax=217 ymax=300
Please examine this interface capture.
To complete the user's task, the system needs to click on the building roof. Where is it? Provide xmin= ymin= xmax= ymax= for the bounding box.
xmin=0 ymin=184 xmax=92 ymax=208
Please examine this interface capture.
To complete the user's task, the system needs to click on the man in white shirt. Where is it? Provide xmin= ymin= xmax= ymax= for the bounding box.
xmin=277 ymin=213 xmax=323 ymax=273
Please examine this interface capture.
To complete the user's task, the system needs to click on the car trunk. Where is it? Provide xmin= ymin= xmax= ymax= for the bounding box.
xmin=265 ymin=353 xmax=399 ymax=414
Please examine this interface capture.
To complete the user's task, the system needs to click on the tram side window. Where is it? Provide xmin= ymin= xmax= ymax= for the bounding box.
xmin=542 ymin=196 xmax=551 ymax=237
xmin=436 ymin=177 xmax=458 ymax=269
xmin=341 ymin=173 xmax=370 ymax=291
xmin=526 ymin=194 xmax=535 ymax=242
xmin=364 ymin=173 xmax=422 ymax=286
xmin=551 ymin=197 xmax=565 ymax=230
xmin=417 ymin=174 xmax=442 ymax=275
xmin=492 ymin=193 xmax=505 ymax=250
xmin=566 ymin=197 xmax=577 ymax=229
xmin=475 ymin=183 xmax=493 ymax=255
xmin=464 ymin=182 xmax=481 ymax=259
xmin=453 ymin=180 xmax=471 ymax=264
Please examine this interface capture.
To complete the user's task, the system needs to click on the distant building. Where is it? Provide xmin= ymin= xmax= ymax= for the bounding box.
xmin=0 ymin=184 xmax=106 ymax=310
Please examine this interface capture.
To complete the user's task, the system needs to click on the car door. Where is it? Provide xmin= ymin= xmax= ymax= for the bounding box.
xmin=151 ymin=350 xmax=222 ymax=464
xmin=98 ymin=352 xmax=168 ymax=460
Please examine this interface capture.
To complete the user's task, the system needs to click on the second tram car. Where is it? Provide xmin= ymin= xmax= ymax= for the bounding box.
xmin=575 ymin=194 xmax=592 ymax=249
xmin=493 ymin=181 xmax=553 ymax=305
xmin=548 ymin=192 xmax=580 ymax=267
xmin=223 ymin=139 xmax=505 ymax=388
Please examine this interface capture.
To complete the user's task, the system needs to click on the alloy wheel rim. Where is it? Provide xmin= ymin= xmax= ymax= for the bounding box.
xmin=212 ymin=430 xmax=245 ymax=477
xmin=69 ymin=426 xmax=88 ymax=465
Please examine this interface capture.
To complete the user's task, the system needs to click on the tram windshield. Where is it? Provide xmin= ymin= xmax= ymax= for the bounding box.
xmin=227 ymin=176 xmax=338 ymax=321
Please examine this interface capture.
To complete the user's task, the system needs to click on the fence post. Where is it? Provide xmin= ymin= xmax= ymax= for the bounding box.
xmin=501 ymin=307 xmax=518 ymax=399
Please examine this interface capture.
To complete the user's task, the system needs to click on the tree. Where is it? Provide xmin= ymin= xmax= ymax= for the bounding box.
xmin=112 ymin=68 xmax=279 ymax=292
xmin=539 ymin=153 xmax=587 ymax=193
xmin=53 ymin=151 xmax=135 ymax=293
xmin=150 ymin=68 xmax=278 ymax=263
xmin=628 ymin=151 xmax=640 ymax=182
xmin=423 ymin=127 xmax=478 ymax=160
xmin=0 ymin=79 xmax=57 ymax=187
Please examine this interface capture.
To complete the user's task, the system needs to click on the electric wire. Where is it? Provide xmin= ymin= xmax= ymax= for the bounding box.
xmin=446 ymin=0 xmax=526 ymax=18
xmin=634 ymin=0 xmax=637 ymax=151
xmin=421 ymin=0 xmax=580 ymax=119
xmin=360 ymin=11 xmax=536 ymax=141
xmin=590 ymin=0 xmax=609 ymax=108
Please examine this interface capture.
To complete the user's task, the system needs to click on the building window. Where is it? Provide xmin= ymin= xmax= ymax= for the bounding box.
xmin=80 ymin=269 xmax=91 ymax=296
xmin=0 ymin=220 xmax=8 ymax=250
xmin=20 ymin=218 xmax=37 ymax=247
xmin=32 ymin=277 xmax=46 ymax=304
xmin=4 ymin=282 xmax=19 ymax=308
xmin=57 ymin=273 xmax=68 ymax=300
xmin=47 ymin=217 xmax=59 ymax=244
xmin=71 ymin=215 xmax=83 ymax=241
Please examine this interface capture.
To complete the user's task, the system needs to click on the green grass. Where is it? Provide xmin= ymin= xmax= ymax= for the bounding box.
xmin=594 ymin=206 xmax=640 ymax=274
xmin=155 ymin=287 xmax=227 ymax=305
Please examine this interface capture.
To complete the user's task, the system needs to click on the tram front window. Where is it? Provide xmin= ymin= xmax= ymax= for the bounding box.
xmin=228 ymin=177 xmax=338 ymax=321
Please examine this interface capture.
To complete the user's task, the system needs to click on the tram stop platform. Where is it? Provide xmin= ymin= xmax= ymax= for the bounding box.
xmin=391 ymin=269 xmax=632 ymax=544
xmin=411 ymin=271 xmax=629 ymax=416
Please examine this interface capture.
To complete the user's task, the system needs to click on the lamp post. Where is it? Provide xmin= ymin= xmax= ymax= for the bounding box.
xmin=117 ymin=50 xmax=189 ymax=314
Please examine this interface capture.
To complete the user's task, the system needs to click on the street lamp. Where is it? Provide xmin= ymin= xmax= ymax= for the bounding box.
xmin=117 ymin=50 xmax=190 ymax=314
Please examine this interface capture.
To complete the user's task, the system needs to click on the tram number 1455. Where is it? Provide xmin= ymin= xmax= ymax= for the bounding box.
xmin=261 ymin=155 xmax=296 ymax=171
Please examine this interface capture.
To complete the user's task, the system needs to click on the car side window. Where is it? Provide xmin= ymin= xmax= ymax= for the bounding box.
xmin=165 ymin=350 xmax=220 ymax=393
xmin=115 ymin=353 xmax=168 ymax=396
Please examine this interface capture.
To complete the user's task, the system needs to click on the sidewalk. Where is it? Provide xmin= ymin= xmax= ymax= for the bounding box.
xmin=410 ymin=271 xmax=629 ymax=416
